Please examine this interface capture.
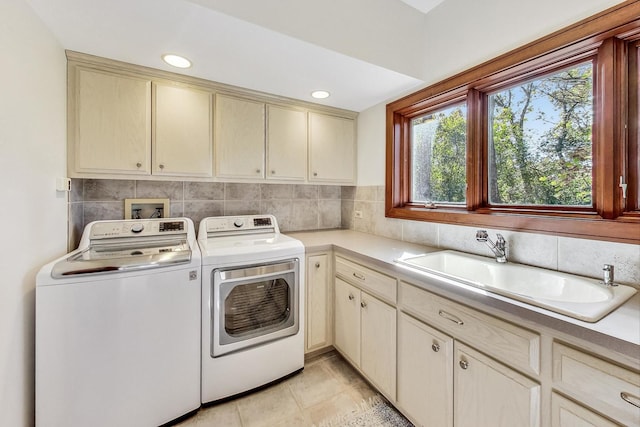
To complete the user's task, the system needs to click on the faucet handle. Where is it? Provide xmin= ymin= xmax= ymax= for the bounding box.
xmin=476 ymin=230 xmax=488 ymax=242
xmin=495 ymin=234 xmax=506 ymax=249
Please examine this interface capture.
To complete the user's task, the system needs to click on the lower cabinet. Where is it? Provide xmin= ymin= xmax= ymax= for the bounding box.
xmin=397 ymin=311 xmax=541 ymax=427
xmin=455 ymin=342 xmax=540 ymax=427
xmin=551 ymin=393 xmax=620 ymax=427
xmin=305 ymin=253 xmax=332 ymax=353
xmin=398 ymin=312 xmax=454 ymax=427
xmin=334 ymin=277 xmax=396 ymax=399
xmin=552 ymin=342 xmax=640 ymax=426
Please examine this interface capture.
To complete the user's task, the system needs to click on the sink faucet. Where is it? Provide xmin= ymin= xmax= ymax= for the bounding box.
xmin=476 ymin=230 xmax=507 ymax=263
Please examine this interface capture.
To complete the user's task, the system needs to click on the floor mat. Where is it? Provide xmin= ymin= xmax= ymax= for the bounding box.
xmin=314 ymin=394 xmax=414 ymax=427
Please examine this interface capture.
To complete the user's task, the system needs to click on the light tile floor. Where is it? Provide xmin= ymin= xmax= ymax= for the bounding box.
xmin=176 ymin=351 xmax=380 ymax=427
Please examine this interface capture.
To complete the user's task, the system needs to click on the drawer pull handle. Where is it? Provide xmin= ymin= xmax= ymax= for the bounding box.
xmin=315 ymin=262 xmax=320 ymax=268
xmin=438 ymin=310 xmax=464 ymax=325
xmin=348 ymin=294 xmax=355 ymax=301
xmin=432 ymin=343 xmax=440 ymax=352
xmin=621 ymin=392 xmax=640 ymax=408
xmin=459 ymin=360 xmax=469 ymax=370
xmin=352 ymin=272 xmax=365 ymax=281
xmin=360 ymin=301 xmax=367 ymax=308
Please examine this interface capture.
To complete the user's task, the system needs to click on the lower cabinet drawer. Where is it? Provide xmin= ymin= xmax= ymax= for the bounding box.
xmin=552 ymin=342 xmax=640 ymax=426
xmin=399 ymin=281 xmax=540 ymax=377
xmin=335 ymin=256 xmax=396 ymax=304
xmin=551 ymin=393 xmax=619 ymax=427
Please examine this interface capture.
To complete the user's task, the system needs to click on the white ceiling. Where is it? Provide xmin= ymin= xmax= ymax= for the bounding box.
xmin=26 ymin=0 xmax=444 ymax=112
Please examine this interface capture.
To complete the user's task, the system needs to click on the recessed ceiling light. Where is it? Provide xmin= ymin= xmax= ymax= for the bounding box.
xmin=311 ymin=90 xmax=330 ymax=99
xmin=162 ymin=54 xmax=192 ymax=69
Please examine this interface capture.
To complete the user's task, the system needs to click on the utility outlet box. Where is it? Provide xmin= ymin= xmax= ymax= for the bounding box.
xmin=56 ymin=177 xmax=71 ymax=192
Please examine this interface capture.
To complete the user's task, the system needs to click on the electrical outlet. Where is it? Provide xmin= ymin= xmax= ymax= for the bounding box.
xmin=354 ymin=210 xmax=363 ymax=219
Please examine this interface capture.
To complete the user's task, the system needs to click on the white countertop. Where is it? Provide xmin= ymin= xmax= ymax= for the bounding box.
xmin=288 ymin=229 xmax=640 ymax=361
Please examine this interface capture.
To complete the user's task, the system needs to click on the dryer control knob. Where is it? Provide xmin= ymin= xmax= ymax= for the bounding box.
xmin=131 ymin=223 xmax=144 ymax=233
xmin=233 ymin=220 xmax=244 ymax=228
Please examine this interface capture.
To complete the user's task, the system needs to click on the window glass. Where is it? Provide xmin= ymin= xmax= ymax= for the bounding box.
xmin=411 ymin=103 xmax=467 ymax=204
xmin=487 ymin=62 xmax=593 ymax=206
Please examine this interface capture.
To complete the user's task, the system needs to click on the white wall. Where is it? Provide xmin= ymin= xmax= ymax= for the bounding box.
xmin=0 ymin=1 xmax=67 ymax=426
xmin=188 ymin=0 xmax=428 ymax=79
xmin=358 ymin=0 xmax=626 ymax=185
xmin=421 ymin=0 xmax=626 ymax=85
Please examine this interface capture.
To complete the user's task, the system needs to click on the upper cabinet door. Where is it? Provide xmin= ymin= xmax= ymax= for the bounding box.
xmin=266 ymin=105 xmax=307 ymax=181
xmin=214 ymin=94 xmax=265 ymax=179
xmin=308 ymin=112 xmax=356 ymax=184
xmin=72 ymin=67 xmax=151 ymax=175
xmin=153 ymin=83 xmax=213 ymax=177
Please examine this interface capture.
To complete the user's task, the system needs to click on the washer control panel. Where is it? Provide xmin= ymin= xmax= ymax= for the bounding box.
xmin=90 ymin=219 xmax=186 ymax=239
xmin=205 ymin=215 xmax=277 ymax=234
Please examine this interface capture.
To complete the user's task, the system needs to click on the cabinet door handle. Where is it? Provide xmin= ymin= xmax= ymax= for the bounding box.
xmin=360 ymin=301 xmax=367 ymax=308
xmin=313 ymin=172 xmax=318 ymax=177
xmin=438 ymin=310 xmax=464 ymax=325
xmin=315 ymin=262 xmax=321 ymax=268
xmin=459 ymin=360 xmax=469 ymax=370
xmin=348 ymin=294 xmax=354 ymax=301
xmin=159 ymin=164 xmax=165 ymax=170
xmin=136 ymin=162 xmax=142 ymax=168
xmin=621 ymin=392 xmax=640 ymax=408
xmin=352 ymin=272 xmax=365 ymax=281
xmin=271 ymin=170 xmax=276 ymax=175
xmin=432 ymin=343 xmax=440 ymax=352
xmin=256 ymin=169 xmax=261 ymax=174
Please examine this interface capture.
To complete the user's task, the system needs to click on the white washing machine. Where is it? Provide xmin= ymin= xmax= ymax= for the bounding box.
xmin=198 ymin=215 xmax=305 ymax=403
xmin=36 ymin=218 xmax=201 ymax=427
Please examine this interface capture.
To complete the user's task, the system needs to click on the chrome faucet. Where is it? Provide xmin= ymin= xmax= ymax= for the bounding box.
xmin=476 ymin=230 xmax=507 ymax=263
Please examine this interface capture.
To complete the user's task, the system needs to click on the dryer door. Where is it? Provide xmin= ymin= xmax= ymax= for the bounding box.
xmin=211 ymin=259 xmax=299 ymax=357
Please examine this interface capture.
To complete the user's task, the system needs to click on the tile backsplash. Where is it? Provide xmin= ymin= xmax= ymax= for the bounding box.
xmin=69 ymin=179 xmax=343 ymax=248
xmin=69 ymin=181 xmax=639 ymax=287
xmin=342 ymin=185 xmax=640 ymax=287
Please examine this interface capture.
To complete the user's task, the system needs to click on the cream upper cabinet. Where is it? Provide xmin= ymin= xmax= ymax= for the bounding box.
xmin=267 ymin=105 xmax=307 ymax=181
xmin=454 ymin=342 xmax=541 ymax=427
xmin=214 ymin=94 xmax=265 ymax=179
xmin=71 ymin=67 xmax=151 ymax=175
xmin=308 ymin=112 xmax=356 ymax=184
xmin=153 ymin=83 xmax=213 ymax=177
xmin=398 ymin=312 xmax=454 ymax=427
xmin=305 ymin=253 xmax=332 ymax=353
xmin=67 ymin=53 xmax=358 ymax=181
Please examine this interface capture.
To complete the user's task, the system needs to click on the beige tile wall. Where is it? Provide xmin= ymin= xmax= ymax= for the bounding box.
xmin=341 ymin=185 xmax=640 ymax=287
xmin=69 ymin=179 xmax=344 ymax=248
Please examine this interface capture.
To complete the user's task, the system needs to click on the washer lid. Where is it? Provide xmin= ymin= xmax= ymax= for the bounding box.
xmin=51 ymin=238 xmax=192 ymax=278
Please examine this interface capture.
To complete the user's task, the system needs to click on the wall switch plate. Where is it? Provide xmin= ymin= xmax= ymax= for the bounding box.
xmin=354 ymin=210 xmax=363 ymax=219
xmin=56 ymin=177 xmax=71 ymax=192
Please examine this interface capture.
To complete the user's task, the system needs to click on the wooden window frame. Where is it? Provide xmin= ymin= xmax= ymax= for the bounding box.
xmin=386 ymin=2 xmax=640 ymax=244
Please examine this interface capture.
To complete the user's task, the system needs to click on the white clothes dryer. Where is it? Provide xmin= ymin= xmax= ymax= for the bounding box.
xmin=198 ymin=215 xmax=305 ymax=403
xmin=36 ymin=218 xmax=201 ymax=427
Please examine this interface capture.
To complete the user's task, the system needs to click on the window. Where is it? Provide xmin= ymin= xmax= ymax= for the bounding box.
xmin=487 ymin=62 xmax=593 ymax=207
xmin=411 ymin=103 xmax=467 ymax=205
xmin=386 ymin=3 xmax=640 ymax=243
